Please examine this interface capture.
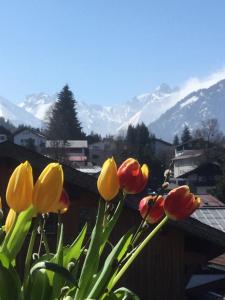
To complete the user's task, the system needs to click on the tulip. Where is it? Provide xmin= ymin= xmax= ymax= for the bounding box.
xmin=52 ymin=189 xmax=70 ymax=214
xmin=117 ymin=158 xmax=149 ymax=194
xmin=139 ymin=195 xmax=165 ymax=224
xmin=97 ymin=157 xmax=120 ymax=201
xmin=164 ymin=185 xmax=201 ymax=221
xmin=4 ymin=209 xmax=17 ymax=233
xmin=33 ymin=163 xmax=64 ymax=213
xmin=6 ymin=161 xmax=33 ymax=212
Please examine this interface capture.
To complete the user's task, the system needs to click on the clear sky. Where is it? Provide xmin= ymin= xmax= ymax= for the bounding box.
xmin=1 ymin=0 xmax=225 ymax=105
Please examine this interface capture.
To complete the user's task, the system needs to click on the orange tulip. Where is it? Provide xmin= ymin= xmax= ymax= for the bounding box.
xmin=164 ymin=185 xmax=201 ymax=221
xmin=52 ymin=189 xmax=70 ymax=214
xmin=139 ymin=195 xmax=165 ymax=224
xmin=117 ymin=158 xmax=149 ymax=194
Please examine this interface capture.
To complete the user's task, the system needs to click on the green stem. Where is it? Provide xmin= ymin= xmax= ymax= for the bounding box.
xmin=56 ymin=212 xmax=62 ymax=251
xmin=23 ymin=216 xmax=40 ymax=293
xmin=109 ymin=216 xmax=169 ymax=291
xmin=39 ymin=216 xmax=50 ymax=255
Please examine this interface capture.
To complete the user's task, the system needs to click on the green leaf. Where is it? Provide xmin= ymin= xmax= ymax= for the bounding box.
xmin=1 ymin=206 xmax=34 ymax=260
xmin=30 ymin=261 xmax=77 ymax=285
xmin=100 ymin=197 xmax=125 ymax=254
xmin=75 ymin=198 xmax=106 ymax=300
xmin=26 ymin=269 xmax=52 ymax=300
xmin=0 ymin=253 xmax=10 ymax=269
xmin=0 ymin=261 xmax=21 ymax=300
xmin=63 ymin=223 xmax=87 ymax=268
xmin=111 ymin=287 xmax=140 ymax=300
xmin=87 ymin=231 xmax=133 ymax=299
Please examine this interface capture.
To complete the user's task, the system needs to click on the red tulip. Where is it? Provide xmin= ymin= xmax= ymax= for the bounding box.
xmin=139 ymin=195 xmax=165 ymax=224
xmin=117 ymin=158 xmax=149 ymax=194
xmin=164 ymin=185 xmax=201 ymax=221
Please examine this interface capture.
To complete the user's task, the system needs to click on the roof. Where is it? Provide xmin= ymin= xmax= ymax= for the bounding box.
xmin=175 ymin=138 xmax=209 ymax=149
xmin=46 ymin=140 xmax=88 ymax=148
xmin=173 ymin=149 xmax=204 ymax=161
xmin=153 ymin=138 xmax=173 ymax=146
xmin=186 ymin=274 xmax=225 ymax=290
xmin=0 ymin=141 xmax=97 ymax=194
xmin=13 ymin=128 xmax=46 ymax=138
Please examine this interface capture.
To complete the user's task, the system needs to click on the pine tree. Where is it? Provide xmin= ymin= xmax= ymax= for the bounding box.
xmin=46 ymin=85 xmax=83 ymax=140
xmin=173 ymin=134 xmax=179 ymax=146
xmin=181 ymin=125 xmax=192 ymax=144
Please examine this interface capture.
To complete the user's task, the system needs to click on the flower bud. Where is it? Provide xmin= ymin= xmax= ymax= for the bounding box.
xmin=6 ymin=161 xmax=33 ymax=212
xmin=117 ymin=158 xmax=149 ymax=194
xmin=4 ymin=209 xmax=16 ymax=233
xmin=97 ymin=157 xmax=120 ymax=201
xmin=139 ymin=195 xmax=165 ymax=224
xmin=33 ymin=163 xmax=64 ymax=213
xmin=164 ymin=185 xmax=201 ymax=221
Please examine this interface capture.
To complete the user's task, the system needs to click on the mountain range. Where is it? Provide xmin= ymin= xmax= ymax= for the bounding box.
xmin=1 ymin=79 xmax=225 ymax=142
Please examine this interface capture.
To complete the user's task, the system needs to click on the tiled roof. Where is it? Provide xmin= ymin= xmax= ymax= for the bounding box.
xmin=191 ymin=209 xmax=225 ymax=234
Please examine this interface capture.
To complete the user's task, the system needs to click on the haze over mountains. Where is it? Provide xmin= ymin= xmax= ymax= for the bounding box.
xmin=1 ymin=76 xmax=225 ymax=142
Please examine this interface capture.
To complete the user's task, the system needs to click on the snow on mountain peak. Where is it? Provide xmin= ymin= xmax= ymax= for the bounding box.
xmin=0 ymin=96 xmax=41 ymax=127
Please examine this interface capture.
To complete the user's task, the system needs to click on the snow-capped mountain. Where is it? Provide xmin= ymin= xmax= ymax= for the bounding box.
xmin=0 ymin=96 xmax=42 ymax=127
xmin=18 ymin=93 xmax=56 ymax=120
xmin=17 ymin=84 xmax=178 ymax=136
xmin=2 ymin=77 xmax=225 ymax=141
xmin=150 ymin=79 xmax=225 ymax=141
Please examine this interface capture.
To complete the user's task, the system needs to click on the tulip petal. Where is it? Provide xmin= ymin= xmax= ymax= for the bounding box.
xmin=97 ymin=158 xmax=120 ymax=201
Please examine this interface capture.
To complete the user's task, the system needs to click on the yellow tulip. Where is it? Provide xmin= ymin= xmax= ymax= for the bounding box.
xmin=33 ymin=163 xmax=64 ymax=213
xmin=6 ymin=161 xmax=33 ymax=212
xmin=5 ymin=209 xmax=16 ymax=233
xmin=97 ymin=157 xmax=120 ymax=201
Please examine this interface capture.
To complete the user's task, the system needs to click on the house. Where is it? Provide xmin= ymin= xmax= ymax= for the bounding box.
xmin=1 ymin=141 xmax=225 ymax=299
xmin=45 ymin=140 xmax=88 ymax=166
xmin=13 ymin=128 xmax=46 ymax=152
xmin=171 ymin=139 xmax=223 ymax=193
xmin=152 ymin=138 xmax=174 ymax=160
xmin=89 ymin=140 xmax=117 ymax=165
xmin=170 ymin=162 xmax=222 ymax=194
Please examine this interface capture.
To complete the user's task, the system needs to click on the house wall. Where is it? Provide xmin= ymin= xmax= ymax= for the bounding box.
xmin=174 ymin=157 xmax=200 ymax=178
xmin=14 ymin=130 xmax=46 ymax=152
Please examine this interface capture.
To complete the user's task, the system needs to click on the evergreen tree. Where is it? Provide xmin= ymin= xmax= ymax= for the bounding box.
xmin=173 ymin=134 xmax=179 ymax=146
xmin=181 ymin=125 xmax=192 ymax=144
xmin=126 ymin=125 xmax=136 ymax=146
xmin=86 ymin=131 xmax=102 ymax=144
xmin=46 ymin=85 xmax=83 ymax=140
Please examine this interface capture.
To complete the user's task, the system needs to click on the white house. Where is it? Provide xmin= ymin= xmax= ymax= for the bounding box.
xmin=173 ymin=149 xmax=204 ymax=178
xmin=46 ymin=140 xmax=88 ymax=166
xmin=13 ymin=128 xmax=46 ymax=152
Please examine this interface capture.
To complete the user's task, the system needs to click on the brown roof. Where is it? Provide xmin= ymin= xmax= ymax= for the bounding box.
xmin=199 ymin=194 xmax=225 ymax=208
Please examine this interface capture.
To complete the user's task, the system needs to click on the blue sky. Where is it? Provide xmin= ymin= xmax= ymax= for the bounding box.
xmin=1 ymin=0 xmax=225 ymax=105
